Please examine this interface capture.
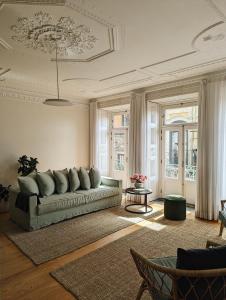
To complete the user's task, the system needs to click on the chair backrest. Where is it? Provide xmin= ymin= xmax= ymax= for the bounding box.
xmin=130 ymin=248 xmax=226 ymax=300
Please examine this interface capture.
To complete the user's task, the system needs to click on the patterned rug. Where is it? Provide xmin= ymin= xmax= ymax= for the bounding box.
xmin=51 ymin=214 xmax=218 ymax=300
xmin=5 ymin=205 xmax=162 ymax=264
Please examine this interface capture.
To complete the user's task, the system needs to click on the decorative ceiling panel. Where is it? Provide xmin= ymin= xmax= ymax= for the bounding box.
xmin=10 ymin=11 xmax=97 ymax=56
xmin=0 ymin=1 xmax=118 ymax=61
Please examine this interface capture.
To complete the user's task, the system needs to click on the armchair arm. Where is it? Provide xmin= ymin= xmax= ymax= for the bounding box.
xmin=221 ymin=200 xmax=226 ymax=210
xmin=101 ymin=176 xmax=122 ymax=189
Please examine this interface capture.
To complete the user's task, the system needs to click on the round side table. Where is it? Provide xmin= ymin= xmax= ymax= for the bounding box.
xmin=125 ymin=188 xmax=153 ymax=214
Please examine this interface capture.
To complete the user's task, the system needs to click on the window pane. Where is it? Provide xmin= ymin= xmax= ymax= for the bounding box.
xmin=165 ymin=106 xmax=198 ymax=125
xmin=184 ymin=129 xmax=198 ymax=181
xmin=113 ymin=133 xmax=125 ymax=171
xmin=113 ymin=113 xmax=129 ymax=128
xmin=165 ymin=130 xmax=179 ymax=179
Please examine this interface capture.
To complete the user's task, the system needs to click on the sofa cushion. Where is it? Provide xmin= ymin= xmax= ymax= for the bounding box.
xmin=37 ymin=193 xmax=86 ymax=215
xmin=75 ymin=185 xmax=120 ymax=204
xmin=78 ymin=168 xmax=91 ymax=190
xmin=18 ymin=173 xmax=39 ymax=195
xmin=36 ymin=170 xmax=55 ymax=197
xmin=69 ymin=168 xmax=80 ymax=192
xmin=53 ymin=169 xmax=69 ymax=194
xmin=89 ymin=167 xmax=101 ymax=188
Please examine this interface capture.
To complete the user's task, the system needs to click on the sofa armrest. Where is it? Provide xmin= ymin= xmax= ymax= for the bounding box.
xmin=9 ymin=186 xmax=38 ymax=217
xmin=101 ymin=176 xmax=122 ymax=190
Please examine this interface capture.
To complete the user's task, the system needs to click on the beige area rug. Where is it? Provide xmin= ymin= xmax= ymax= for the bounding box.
xmin=4 ymin=206 xmax=162 ymax=265
xmin=51 ymin=215 xmax=218 ymax=300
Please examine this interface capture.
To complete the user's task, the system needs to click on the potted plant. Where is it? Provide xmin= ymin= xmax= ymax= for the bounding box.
xmin=130 ymin=173 xmax=147 ymax=189
xmin=0 ymin=184 xmax=11 ymax=213
xmin=18 ymin=155 xmax=39 ymax=176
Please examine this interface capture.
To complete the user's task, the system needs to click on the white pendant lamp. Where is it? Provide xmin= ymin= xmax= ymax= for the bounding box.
xmin=43 ymin=41 xmax=72 ymax=106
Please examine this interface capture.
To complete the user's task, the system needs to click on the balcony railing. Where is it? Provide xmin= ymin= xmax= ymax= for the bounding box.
xmin=165 ymin=164 xmax=197 ymax=180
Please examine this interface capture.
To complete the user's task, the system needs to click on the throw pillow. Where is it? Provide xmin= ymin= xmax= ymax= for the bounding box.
xmin=68 ymin=168 xmax=80 ymax=192
xmin=53 ymin=169 xmax=69 ymax=194
xmin=176 ymin=246 xmax=226 ymax=299
xmin=36 ymin=170 xmax=55 ymax=197
xmin=18 ymin=173 xmax=39 ymax=194
xmin=176 ymin=246 xmax=226 ymax=270
xmin=78 ymin=167 xmax=91 ymax=190
xmin=89 ymin=167 xmax=101 ymax=188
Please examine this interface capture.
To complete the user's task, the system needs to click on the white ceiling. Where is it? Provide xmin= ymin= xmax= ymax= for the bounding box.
xmin=0 ymin=0 xmax=226 ymax=104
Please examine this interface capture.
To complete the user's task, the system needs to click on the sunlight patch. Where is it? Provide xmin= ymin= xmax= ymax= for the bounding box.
xmin=138 ymin=220 xmax=166 ymax=231
xmin=117 ymin=216 xmax=145 ymax=223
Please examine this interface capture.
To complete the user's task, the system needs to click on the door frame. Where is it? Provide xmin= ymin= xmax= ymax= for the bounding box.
xmin=160 ymin=103 xmax=198 ymax=201
xmin=109 ymin=112 xmax=129 ymax=189
xmin=161 ymin=126 xmax=184 ymax=197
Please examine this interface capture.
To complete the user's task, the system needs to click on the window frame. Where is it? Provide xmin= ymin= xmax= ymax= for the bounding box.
xmin=161 ymin=101 xmax=199 ymax=127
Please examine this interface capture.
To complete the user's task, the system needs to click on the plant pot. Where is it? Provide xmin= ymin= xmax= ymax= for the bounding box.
xmin=134 ymin=182 xmax=144 ymax=189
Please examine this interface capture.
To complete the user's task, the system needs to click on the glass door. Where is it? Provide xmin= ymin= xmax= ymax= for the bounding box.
xmin=110 ymin=112 xmax=129 ymax=189
xmin=184 ymin=125 xmax=198 ymax=205
xmin=111 ymin=130 xmax=128 ymax=188
xmin=162 ymin=127 xmax=183 ymax=196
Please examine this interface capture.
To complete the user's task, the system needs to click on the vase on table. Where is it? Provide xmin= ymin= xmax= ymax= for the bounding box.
xmin=134 ymin=182 xmax=144 ymax=189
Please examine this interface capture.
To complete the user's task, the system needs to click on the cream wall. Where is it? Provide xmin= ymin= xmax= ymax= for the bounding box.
xmin=0 ymin=98 xmax=89 ymax=186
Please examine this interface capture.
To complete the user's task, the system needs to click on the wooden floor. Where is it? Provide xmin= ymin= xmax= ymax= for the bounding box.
xmin=0 ymin=202 xmax=205 ymax=300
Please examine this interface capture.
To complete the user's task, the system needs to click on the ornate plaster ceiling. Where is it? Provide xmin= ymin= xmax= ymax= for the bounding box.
xmin=0 ymin=0 xmax=226 ymax=103
xmin=10 ymin=11 xmax=98 ymax=57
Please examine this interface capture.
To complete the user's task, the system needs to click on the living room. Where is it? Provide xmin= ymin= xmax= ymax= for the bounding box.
xmin=1 ymin=1 xmax=226 ymax=299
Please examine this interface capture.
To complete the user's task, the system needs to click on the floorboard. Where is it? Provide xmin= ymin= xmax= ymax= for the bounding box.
xmin=0 ymin=202 xmax=209 ymax=300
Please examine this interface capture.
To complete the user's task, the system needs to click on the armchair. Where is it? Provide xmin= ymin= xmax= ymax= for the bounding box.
xmin=130 ymin=248 xmax=226 ymax=300
xmin=219 ymin=200 xmax=226 ymax=236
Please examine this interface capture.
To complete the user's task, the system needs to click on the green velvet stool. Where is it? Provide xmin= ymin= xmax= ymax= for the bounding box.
xmin=164 ymin=195 xmax=186 ymax=220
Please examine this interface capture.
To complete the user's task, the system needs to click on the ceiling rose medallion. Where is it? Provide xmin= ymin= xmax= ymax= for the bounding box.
xmin=10 ymin=11 xmax=97 ymax=56
xmin=10 ymin=11 xmax=98 ymax=106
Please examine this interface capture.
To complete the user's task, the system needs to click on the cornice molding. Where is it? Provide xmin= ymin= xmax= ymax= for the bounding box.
xmin=96 ymin=91 xmax=132 ymax=103
xmin=0 ymin=85 xmax=89 ymax=109
xmin=144 ymin=68 xmax=226 ymax=93
xmin=94 ymin=68 xmax=226 ymax=104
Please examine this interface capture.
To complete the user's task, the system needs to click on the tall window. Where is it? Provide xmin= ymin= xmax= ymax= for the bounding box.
xmin=111 ymin=112 xmax=129 ymax=188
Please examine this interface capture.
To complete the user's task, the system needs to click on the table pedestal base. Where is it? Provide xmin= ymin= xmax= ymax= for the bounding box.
xmin=125 ymin=204 xmax=153 ymax=214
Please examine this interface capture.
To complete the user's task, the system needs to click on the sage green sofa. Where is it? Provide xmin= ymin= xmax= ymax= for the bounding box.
xmin=9 ymin=176 xmax=122 ymax=231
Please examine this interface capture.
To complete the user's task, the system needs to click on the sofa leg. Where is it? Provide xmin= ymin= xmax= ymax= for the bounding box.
xmin=219 ymin=221 xmax=224 ymax=236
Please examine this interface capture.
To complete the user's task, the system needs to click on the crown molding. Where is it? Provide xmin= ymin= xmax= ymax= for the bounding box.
xmin=144 ymin=68 xmax=226 ymax=93
xmin=96 ymin=91 xmax=132 ymax=102
xmin=94 ymin=68 xmax=226 ymax=104
xmin=0 ymin=85 xmax=89 ymax=109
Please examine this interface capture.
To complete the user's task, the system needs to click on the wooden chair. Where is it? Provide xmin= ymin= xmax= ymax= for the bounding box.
xmin=130 ymin=248 xmax=226 ymax=300
xmin=219 ymin=200 xmax=226 ymax=236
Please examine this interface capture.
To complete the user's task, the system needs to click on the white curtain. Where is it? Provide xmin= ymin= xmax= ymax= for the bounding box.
xmin=196 ymin=76 xmax=226 ymax=220
xmin=89 ymin=101 xmax=98 ymax=168
xmin=129 ymin=92 xmax=147 ymax=176
xmin=147 ymin=101 xmax=160 ymax=198
xmin=97 ymin=109 xmax=110 ymax=176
